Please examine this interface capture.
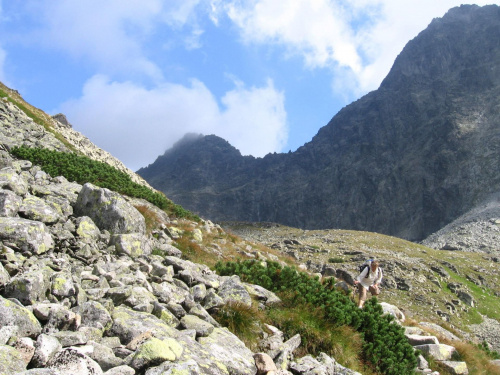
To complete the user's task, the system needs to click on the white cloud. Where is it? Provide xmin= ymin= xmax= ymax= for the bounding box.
xmin=58 ymin=75 xmax=287 ymax=170
xmin=33 ymin=0 xmax=166 ymax=79
xmin=215 ymin=0 xmax=500 ymax=98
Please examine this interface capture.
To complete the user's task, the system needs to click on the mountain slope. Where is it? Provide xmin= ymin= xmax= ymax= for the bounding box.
xmin=138 ymin=5 xmax=500 ymax=241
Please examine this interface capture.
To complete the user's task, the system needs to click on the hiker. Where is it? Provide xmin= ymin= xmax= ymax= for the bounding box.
xmin=354 ymin=260 xmax=383 ymax=308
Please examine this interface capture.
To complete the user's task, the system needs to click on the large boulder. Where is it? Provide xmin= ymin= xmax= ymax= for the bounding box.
xmin=47 ymin=348 xmax=103 ymax=375
xmin=107 ymin=306 xmax=179 ymax=345
xmin=198 ymin=328 xmax=257 ymax=375
xmin=74 ymin=183 xmax=146 ymax=235
xmin=0 ymin=217 xmax=54 ymax=254
xmin=217 ymin=276 xmax=252 ymax=306
xmin=0 ymin=296 xmax=42 ymax=338
xmin=4 ymin=267 xmax=52 ymax=305
xmin=18 ymin=195 xmax=61 ymax=224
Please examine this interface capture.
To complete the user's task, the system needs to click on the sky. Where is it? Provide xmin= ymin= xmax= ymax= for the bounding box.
xmin=0 ymin=1 xmax=498 ymax=171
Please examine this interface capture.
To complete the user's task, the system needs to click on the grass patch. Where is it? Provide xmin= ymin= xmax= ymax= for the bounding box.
xmin=214 ymin=301 xmax=265 ymax=351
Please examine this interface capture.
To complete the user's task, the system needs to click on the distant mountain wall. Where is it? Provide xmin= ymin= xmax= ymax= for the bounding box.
xmin=138 ymin=5 xmax=500 ymax=241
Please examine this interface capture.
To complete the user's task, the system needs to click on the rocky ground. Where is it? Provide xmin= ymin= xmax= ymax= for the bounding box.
xmin=221 ymin=220 xmax=500 ymax=353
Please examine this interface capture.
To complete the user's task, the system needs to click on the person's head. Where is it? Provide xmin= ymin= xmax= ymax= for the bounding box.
xmin=370 ymin=260 xmax=379 ymax=271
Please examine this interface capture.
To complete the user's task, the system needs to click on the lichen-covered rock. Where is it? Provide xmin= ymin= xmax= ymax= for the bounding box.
xmin=440 ymin=361 xmax=469 ymax=375
xmin=72 ymin=301 xmax=112 ymax=330
xmin=109 ymin=233 xmax=152 ymax=258
xmin=145 ymin=358 xmax=228 ymax=375
xmin=0 ymin=217 xmax=54 ymax=254
xmin=50 ymin=272 xmax=76 ymax=299
xmin=108 ymin=306 xmax=179 ymax=345
xmin=74 ymin=183 xmax=146 ymax=235
xmin=74 ymin=216 xmax=101 ymax=242
xmin=198 ymin=328 xmax=257 ymax=375
xmin=129 ymin=337 xmax=183 ymax=371
xmin=413 ymin=343 xmax=457 ymax=361
xmin=0 ymin=167 xmax=28 ymax=195
xmin=0 ymin=344 xmax=27 ymax=374
xmin=19 ymin=195 xmax=61 ymax=224
xmin=180 ymin=315 xmax=214 ymax=337
xmin=218 ymin=275 xmax=252 ymax=306
xmin=0 ymin=188 xmax=22 ymax=217
xmin=4 ymin=267 xmax=52 ymax=305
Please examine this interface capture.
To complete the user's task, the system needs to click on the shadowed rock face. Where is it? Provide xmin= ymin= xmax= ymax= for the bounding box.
xmin=138 ymin=5 xmax=500 ymax=241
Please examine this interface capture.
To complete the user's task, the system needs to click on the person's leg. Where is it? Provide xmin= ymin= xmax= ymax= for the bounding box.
xmin=358 ymin=284 xmax=367 ymax=308
xmin=369 ymin=285 xmax=380 ymax=296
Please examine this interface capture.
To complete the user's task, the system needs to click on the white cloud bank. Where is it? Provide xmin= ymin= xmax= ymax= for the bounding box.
xmin=215 ymin=0 xmax=499 ymax=95
xmin=59 ymin=75 xmax=287 ymax=171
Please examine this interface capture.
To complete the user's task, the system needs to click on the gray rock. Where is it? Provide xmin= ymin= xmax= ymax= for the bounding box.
xmin=198 ymin=327 xmax=257 ymax=375
xmin=50 ymin=272 xmax=76 ymax=299
xmin=47 ymin=347 xmax=104 ymax=375
xmin=254 ymin=352 xmax=278 ymax=375
xmin=0 ymin=262 xmax=10 ymax=288
xmin=0 ymin=188 xmax=22 ymax=216
xmin=74 ymin=183 xmax=146 ymax=235
xmin=218 ymin=275 xmax=252 ymax=306
xmin=0 ymin=217 xmax=54 ymax=254
xmin=0 ymin=167 xmax=28 ymax=195
xmin=85 ymin=341 xmax=123 ymax=371
xmin=244 ymin=283 xmax=282 ymax=306
xmin=0 ymin=296 xmax=42 ymax=338
xmin=4 ymin=267 xmax=52 ymax=305
xmin=145 ymin=358 xmax=227 ymax=375
xmin=52 ymin=331 xmax=87 ymax=347
xmin=0 ymin=344 xmax=27 ymax=374
xmin=180 ymin=314 xmax=214 ymax=337
xmin=103 ymin=365 xmax=135 ymax=375
xmin=128 ymin=337 xmax=184 ymax=371
xmin=31 ymin=334 xmax=62 ymax=367
xmin=73 ymin=301 xmax=112 ymax=330
xmin=0 ymin=325 xmax=18 ymax=345
xmin=19 ymin=195 xmax=61 ymax=224
xmin=108 ymin=306 xmax=179 ymax=345
xmin=439 ymin=361 xmax=469 ymax=374
xmin=109 ymin=233 xmax=152 ymax=258
xmin=413 ymin=343 xmax=457 ymax=361
xmin=74 ymin=216 xmax=101 ymax=242
xmin=405 ymin=334 xmax=439 ymax=346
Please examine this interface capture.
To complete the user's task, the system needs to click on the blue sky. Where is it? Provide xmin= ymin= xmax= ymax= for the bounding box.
xmin=0 ymin=1 xmax=497 ymax=171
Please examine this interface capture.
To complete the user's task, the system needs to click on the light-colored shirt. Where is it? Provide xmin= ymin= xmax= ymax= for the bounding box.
xmin=357 ymin=266 xmax=383 ymax=289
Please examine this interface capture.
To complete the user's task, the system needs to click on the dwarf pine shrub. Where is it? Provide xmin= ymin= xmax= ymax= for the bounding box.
xmin=215 ymin=260 xmax=418 ymax=375
xmin=11 ymin=146 xmax=199 ymax=220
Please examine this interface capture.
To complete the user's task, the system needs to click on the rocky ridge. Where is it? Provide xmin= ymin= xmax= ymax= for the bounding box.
xmin=138 ymin=4 xmax=500 ymax=242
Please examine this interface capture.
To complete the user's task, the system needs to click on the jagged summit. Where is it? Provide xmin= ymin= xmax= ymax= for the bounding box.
xmin=138 ymin=4 xmax=500 ymax=241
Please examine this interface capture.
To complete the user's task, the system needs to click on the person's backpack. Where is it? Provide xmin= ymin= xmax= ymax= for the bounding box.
xmin=358 ymin=260 xmax=373 ymax=278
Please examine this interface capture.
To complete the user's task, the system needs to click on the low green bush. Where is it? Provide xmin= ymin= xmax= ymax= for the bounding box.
xmin=215 ymin=259 xmax=417 ymax=375
xmin=11 ymin=146 xmax=199 ymax=221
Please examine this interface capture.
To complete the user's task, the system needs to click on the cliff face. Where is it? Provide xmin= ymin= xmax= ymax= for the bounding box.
xmin=138 ymin=5 xmax=500 ymax=241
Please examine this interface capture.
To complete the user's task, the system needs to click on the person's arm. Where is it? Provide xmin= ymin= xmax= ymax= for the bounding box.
xmin=374 ymin=268 xmax=383 ymax=286
xmin=355 ymin=266 xmax=368 ymax=284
